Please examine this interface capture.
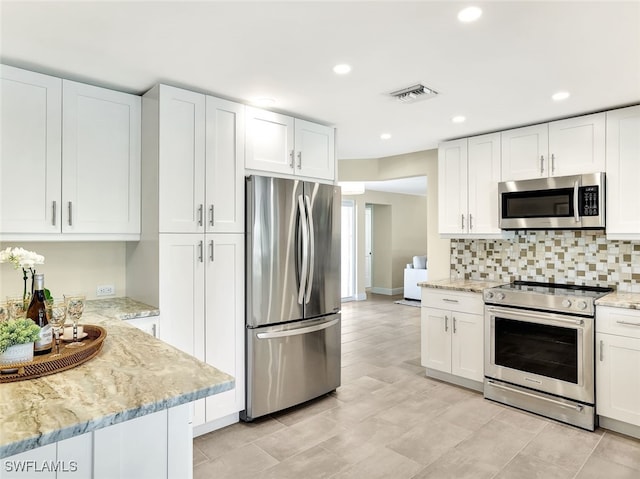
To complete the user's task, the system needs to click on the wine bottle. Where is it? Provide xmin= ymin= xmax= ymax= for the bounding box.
xmin=27 ymin=273 xmax=53 ymax=355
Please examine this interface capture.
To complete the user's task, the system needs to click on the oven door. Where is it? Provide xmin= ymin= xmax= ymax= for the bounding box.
xmin=485 ymin=305 xmax=594 ymax=404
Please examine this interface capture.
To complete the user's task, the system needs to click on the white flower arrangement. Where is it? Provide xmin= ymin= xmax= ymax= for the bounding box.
xmin=0 ymin=247 xmax=46 ymax=306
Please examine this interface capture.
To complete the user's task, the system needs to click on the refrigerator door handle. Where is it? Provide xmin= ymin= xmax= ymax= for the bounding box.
xmin=304 ymin=195 xmax=315 ymax=304
xmin=297 ymin=194 xmax=309 ymax=305
xmin=256 ymin=317 xmax=339 ymax=339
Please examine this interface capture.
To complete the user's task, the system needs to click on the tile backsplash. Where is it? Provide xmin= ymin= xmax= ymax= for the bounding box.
xmin=451 ymin=230 xmax=640 ymax=293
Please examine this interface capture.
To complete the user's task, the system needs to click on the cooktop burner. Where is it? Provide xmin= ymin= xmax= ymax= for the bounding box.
xmin=484 ymin=280 xmax=614 ymax=316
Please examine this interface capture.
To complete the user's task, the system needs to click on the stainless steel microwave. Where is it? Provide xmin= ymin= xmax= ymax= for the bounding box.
xmin=499 ymin=173 xmax=605 ymax=230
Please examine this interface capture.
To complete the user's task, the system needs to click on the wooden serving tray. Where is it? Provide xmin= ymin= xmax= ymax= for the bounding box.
xmin=0 ymin=325 xmax=107 ymax=383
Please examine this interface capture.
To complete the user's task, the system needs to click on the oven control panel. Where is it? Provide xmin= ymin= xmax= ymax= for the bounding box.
xmin=484 ymin=288 xmax=595 ymax=316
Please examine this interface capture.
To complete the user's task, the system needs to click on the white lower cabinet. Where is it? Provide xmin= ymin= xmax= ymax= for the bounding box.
xmin=596 ymin=306 xmax=640 ymax=430
xmin=127 ymin=316 xmax=160 ymax=337
xmin=158 ymin=233 xmax=244 ymax=429
xmin=1 ymin=404 xmax=191 ymax=479
xmin=421 ymin=289 xmax=484 ymax=386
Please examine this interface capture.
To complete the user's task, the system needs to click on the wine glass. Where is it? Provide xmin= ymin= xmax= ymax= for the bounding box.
xmin=46 ymin=300 xmax=66 ymax=356
xmin=0 ymin=302 xmax=8 ymax=323
xmin=6 ymin=296 xmax=27 ymax=320
xmin=64 ymin=294 xmax=86 ymax=348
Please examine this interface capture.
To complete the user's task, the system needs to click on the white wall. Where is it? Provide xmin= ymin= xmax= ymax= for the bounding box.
xmin=0 ymin=242 xmax=127 ymax=300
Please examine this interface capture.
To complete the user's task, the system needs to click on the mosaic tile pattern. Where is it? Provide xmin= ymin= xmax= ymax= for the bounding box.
xmin=450 ymin=230 xmax=640 ymax=293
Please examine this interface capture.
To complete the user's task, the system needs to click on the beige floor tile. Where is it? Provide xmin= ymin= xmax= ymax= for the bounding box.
xmin=192 ymin=445 xmax=208 ymax=467
xmin=576 ymin=455 xmax=640 ymax=479
xmin=271 ymin=393 xmax=341 ymax=427
xmin=437 ymin=394 xmax=504 ymax=431
xmin=331 ymin=446 xmax=422 ymax=479
xmin=590 ymin=431 xmax=640 ymax=471
xmin=492 ymin=405 xmax=552 ymax=434
xmin=260 ymin=444 xmax=349 ymax=479
xmin=193 ymin=443 xmax=278 ymax=479
xmin=412 ymin=449 xmax=501 ymax=479
xmin=495 ymin=452 xmax=577 ymax=479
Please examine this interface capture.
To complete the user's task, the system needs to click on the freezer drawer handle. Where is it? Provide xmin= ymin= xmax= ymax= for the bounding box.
xmin=256 ymin=318 xmax=340 ymax=339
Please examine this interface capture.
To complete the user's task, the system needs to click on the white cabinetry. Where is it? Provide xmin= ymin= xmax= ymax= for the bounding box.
xmin=0 ymin=65 xmax=141 ymax=240
xmin=127 ymin=316 xmax=160 ymax=337
xmin=420 ymin=288 xmax=484 ymax=389
xmin=438 ymin=133 xmax=502 ymax=237
xmin=605 ymin=105 xmax=640 ymax=240
xmin=245 ymin=106 xmax=335 ymax=181
xmin=596 ymin=306 xmax=640 ymax=436
xmin=1 ymin=405 xmax=192 ymax=479
xmin=127 ymin=84 xmax=244 ymax=433
xmin=501 ymin=113 xmax=605 ymax=181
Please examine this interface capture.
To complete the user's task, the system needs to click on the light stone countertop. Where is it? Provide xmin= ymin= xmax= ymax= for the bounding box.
xmin=595 ymin=291 xmax=640 ymax=310
xmin=84 ymin=297 xmax=160 ymax=320
xmin=0 ymin=307 xmax=234 ymax=459
xmin=418 ymin=278 xmax=507 ymax=294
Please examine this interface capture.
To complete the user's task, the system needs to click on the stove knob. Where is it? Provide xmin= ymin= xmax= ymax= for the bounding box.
xmin=485 ymin=291 xmax=494 ymax=300
xmin=562 ymin=299 xmax=572 ymax=308
xmin=496 ymin=292 xmax=506 ymax=301
xmin=576 ymin=300 xmax=588 ymax=310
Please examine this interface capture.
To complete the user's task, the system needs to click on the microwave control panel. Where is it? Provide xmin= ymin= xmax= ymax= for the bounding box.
xmin=579 ymin=186 xmax=600 ymax=216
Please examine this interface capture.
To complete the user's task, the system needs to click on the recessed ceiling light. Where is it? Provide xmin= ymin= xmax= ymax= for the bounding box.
xmin=452 ymin=116 xmax=466 ymax=123
xmin=252 ymin=97 xmax=276 ymax=107
xmin=333 ymin=64 xmax=352 ymax=75
xmin=458 ymin=6 xmax=482 ymax=23
xmin=552 ymin=91 xmax=570 ymax=101
xmin=380 ymin=133 xmax=391 ymax=140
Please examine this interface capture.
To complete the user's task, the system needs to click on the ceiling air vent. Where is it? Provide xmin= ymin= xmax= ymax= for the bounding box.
xmin=389 ymin=84 xmax=438 ymax=103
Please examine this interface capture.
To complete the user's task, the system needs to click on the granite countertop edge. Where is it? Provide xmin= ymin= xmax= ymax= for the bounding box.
xmin=85 ymin=297 xmax=160 ymax=320
xmin=417 ymin=279 xmax=507 ymax=294
xmin=595 ymin=292 xmax=640 ymax=310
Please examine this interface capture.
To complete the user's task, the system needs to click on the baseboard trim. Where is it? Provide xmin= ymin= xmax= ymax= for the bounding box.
xmin=370 ymin=287 xmax=404 ymax=296
xmin=425 ymin=368 xmax=484 ymax=393
xmin=193 ymin=412 xmax=239 ymax=437
xmin=598 ymin=416 xmax=640 ymax=439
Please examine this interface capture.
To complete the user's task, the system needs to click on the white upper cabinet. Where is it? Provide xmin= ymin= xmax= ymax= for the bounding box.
xmin=1 ymin=65 xmax=62 ymax=234
xmin=62 ymin=80 xmax=141 ymax=235
xmin=158 ymin=86 xmax=206 ymax=234
xmin=501 ymin=113 xmax=605 ymax=181
xmin=605 ymin=105 xmax=640 ymax=240
xmin=0 ymin=65 xmax=141 ymax=240
xmin=205 ymin=97 xmax=245 ymax=233
xmin=245 ymin=106 xmax=335 ymax=181
xmin=438 ymin=133 xmax=502 ymax=237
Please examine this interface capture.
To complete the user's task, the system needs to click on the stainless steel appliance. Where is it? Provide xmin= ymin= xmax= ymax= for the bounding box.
xmin=242 ymin=175 xmax=341 ymax=421
xmin=499 ymin=172 xmax=605 ymax=230
xmin=484 ymin=281 xmax=613 ymax=430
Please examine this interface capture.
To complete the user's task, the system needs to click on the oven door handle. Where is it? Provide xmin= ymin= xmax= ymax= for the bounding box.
xmin=486 ymin=306 xmax=585 ymax=327
xmin=487 ymin=380 xmax=584 ymax=412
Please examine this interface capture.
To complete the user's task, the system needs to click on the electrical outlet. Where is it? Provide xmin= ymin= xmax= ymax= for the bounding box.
xmin=96 ymin=284 xmax=115 ymax=297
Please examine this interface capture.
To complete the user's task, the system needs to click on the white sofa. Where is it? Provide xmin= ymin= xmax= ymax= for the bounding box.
xmin=404 ymin=256 xmax=428 ymax=301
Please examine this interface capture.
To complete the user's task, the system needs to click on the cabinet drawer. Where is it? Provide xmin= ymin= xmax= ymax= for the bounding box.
xmin=597 ymin=306 xmax=640 ymax=339
xmin=422 ymin=288 xmax=483 ymax=313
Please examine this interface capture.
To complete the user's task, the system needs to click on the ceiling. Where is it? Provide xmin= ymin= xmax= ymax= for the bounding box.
xmin=1 ymin=1 xmax=639 ymax=160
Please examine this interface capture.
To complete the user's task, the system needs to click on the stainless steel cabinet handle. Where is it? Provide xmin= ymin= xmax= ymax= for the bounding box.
xmin=209 ymin=240 xmax=214 ymax=262
xmin=297 ymin=151 xmax=302 ymax=169
xmin=461 ymin=214 xmax=465 ymax=231
xmin=198 ymin=241 xmax=203 ymax=263
xmin=198 ymin=204 xmax=204 ymax=226
xmin=68 ymin=202 xmax=73 ymax=226
xmin=209 ymin=205 xmax=214 ymax=227
xmin=289 ymin=150 xmax=295 ymax=169
xmin=540 ymin=155 xmax=545 ymax=175
xmin=469 ymin=213 xmax=473 ymax=231
xmin=453 ymin=317 xmax=457 ymax=334
xmin=444 ymin=315 xmax=449 ymax=332
xmin=52 ymin=201 xmax=57 ymax=226
xmin=551 ymin=153 xmax=555 ymax=174
xmin=152 ymin=323 xmax=157 ymax=338
xmin=487 ymin=380 xmax=584 ymax=412
xmin=442 ymin=298 xmax=459 ymax=303
xmin=616 ymin=320 xmax=640 ymax=327
xmin=599 ymin=340 xmax=604 ymax=362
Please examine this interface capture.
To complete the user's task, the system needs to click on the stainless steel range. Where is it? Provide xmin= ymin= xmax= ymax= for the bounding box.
xmin=483 ymin=281 xmax=613 ymax=430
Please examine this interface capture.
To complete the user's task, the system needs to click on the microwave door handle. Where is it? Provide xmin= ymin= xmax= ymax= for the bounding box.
xmin=573 ymin=180 xmax=580 ymax=223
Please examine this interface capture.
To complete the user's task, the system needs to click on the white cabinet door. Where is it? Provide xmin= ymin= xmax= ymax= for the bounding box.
xmin=128 ymin=316 xmax=160 ymax=337
xmin=421 ymin=307 xmax=452 ymax=373
xmin=158 ymin=86 xmax=206 ymax=233
xmin=62 ymin=80 xmax=141 ymax=234
xmin=57 ymin=432 xmax=93 ymax=479
xmin=548 ymin=113 xmax=605 ymax=177
xmin=205 ymin=234 xmax=245 ymax=421
xmin=606 ymin=105 xmax=640 ymax=239
xmin=438 ymin=139 xmax=468 ymax=235
xmin=501 ymin=124 xmax=548 ymax=180
xmin=467 ymin=133 xmax=501 ymax=235
xmin=451 ymin=311 xmax=484 ymax=382
xmin=0 ymin=65 xmax=62 ymax=234
xmin=1 ymin=442 xmax=57 ymax=479
xmin=295 ymin=119 xmax=335 ymax=181
xmin=205 ymin=97 xmax=245 ymax=233
xmin=245 ymin=106 xmax=294 ymax=175
xmin=596 ymin=333 xmax=640 ymax=427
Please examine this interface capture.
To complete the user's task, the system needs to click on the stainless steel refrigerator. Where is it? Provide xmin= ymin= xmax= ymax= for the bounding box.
xmin=242 ymin=175 xmax=341 ymax=421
